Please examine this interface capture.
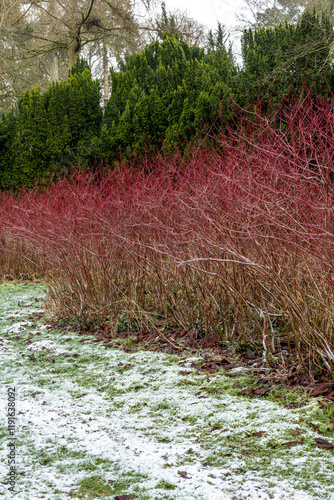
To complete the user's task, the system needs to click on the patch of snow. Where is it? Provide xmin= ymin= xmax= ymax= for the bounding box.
xmin=0 ymin=380 xmax=317 ymax=500
xmin=291 ymin=457 xmax=308 ymax=465
xmin=27 ymin=340 xmax=70 ymax=355
xmin=230 ymin=366 xmax=249 ymax=373
xmin=7 ymin=321 xmax=32 ymax=333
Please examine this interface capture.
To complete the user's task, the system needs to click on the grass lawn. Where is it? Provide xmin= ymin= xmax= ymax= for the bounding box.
xmin=0 ymin=283 xmax=334 ymax=499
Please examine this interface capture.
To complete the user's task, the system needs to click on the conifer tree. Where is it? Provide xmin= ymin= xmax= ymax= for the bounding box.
xmin=12 ymin=88 xmax=49 ymax=188
xmin=240 ymin=10 xmax=334 ymax=98
xmin=0 ymin=111 xmax=17 ymax=189
xmin=98 ymin=33 xmax=237 ymax=160
xmin=1 ymin=58 xmax=102 ymax=189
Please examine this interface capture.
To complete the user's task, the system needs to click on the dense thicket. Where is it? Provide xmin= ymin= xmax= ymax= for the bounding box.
xmin=0 ymin=11 xmax=333 ymax=188
xmin=2 ymin=92 xmax=334 ymax=376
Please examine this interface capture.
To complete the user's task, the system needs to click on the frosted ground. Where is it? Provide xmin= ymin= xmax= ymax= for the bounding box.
xmin=0 ymin=284 xmax=334 ymax=499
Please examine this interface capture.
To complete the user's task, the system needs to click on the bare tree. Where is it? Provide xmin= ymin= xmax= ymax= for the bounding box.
xmin=0 ymin=0 xmax=54 ymax=110
xmin=236 ymin=0 xmax=334 ymax=30
xmin=0 ymin=0 xmax=209 ymax=111
xmin=144 ymin=1 xmax=207 ymax=46
xmin=0 ymin=0 xmax=155 ymax=110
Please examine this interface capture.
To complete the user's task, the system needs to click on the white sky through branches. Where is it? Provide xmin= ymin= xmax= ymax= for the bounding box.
xmin=165 ymin=0 xmax=246 ymax=30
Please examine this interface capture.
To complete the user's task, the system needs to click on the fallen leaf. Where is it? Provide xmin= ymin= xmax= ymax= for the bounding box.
xmin=223 ymin=363 xmax=237 ymax=369
xmin=247 ymin=431 xmax=267 ymax=438
xmin=254 ymin=388 xmax=271 ymax=396
xmin=191 ymin=362 xmax=202 ymax=370
xmin=281 ymin=440 xmax=304 ymax=447
xmin=314 ymin=438 xmax=334 ymax=449
xmin=239 ymin=389 xmax=254 ymax=395
xmin=30 ymin=391 xmax=41 ymax=397
xmin=233 ymin=382 xmax=240 ymax=389
xmin=178 ymin=470 xmax=192 ymax=479
xmin=307 ymin=422 xmax=321 ymax=433
xmin=114 ymin=496 xmax=133 ymax=500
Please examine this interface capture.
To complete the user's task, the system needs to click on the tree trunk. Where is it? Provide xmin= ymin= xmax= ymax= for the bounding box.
xmin=103 ymin=36 xmax=109 ymax=107
xmin=68 ymin=0 xmax=78 ymax=69
xmin=49 ymin=0 xmax=59 ymax=80
xmin=50 ymin=51 xmax=59 ymax=80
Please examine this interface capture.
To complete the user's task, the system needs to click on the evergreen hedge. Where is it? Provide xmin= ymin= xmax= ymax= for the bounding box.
xmin=95 ymin=32 xmax=236 ymax=160
xmin=0 ymin=59 xmax=102 ymax=189
xmin=239 ymin=10 xmax=334 ymax=107
xmin=0 ymin=11 xmax=333 ymax=189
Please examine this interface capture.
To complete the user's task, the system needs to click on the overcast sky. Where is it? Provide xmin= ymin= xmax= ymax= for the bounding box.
xmin=163 ymin=0 xmax=252 ymax=59
xmin=164 ymin=0 xmax=248 ymax=31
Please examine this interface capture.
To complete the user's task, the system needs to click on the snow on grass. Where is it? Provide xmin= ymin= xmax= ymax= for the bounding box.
xmin=27 ymin=340 xmax=70 ymax=355
xmin=7 ymin=322 xmax=33 ymax=334
xmin=0 ymin=283 xmax=334 ymax=499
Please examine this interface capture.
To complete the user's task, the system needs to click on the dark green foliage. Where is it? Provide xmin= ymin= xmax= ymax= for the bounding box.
xmin=69 ymin=57 xmax=91 ymax=76
xmin=1 ymin=59 xmax=102 ymax=189
xmin=97 ymin=33 xmax=236 ymax=160
xmin=98 ymin=14 xmax=334 ymax=161
xmin=1 ymin=14 xmax=334 ymax=189
xmin=240 ymin=10 xmax=334 ymax=104
xmin=12 ymin=88 xmax=49 ymax=188
xmin=0 ymin=110 xmax=17 ymax=189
